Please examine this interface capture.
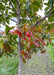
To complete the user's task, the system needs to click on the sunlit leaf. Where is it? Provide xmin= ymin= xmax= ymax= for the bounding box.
xmin=0 ymin=39 xmax=4 ymax=48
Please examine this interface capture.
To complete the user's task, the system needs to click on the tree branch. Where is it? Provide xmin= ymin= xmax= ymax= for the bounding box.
xmin=1 ymin=22 xmax=6 ymax=26
xmin=8 ymin=0 xmax=18 ymax=16
xmin=31 ymin=10 xmax=54 ymax=28
xmin=16 ymin=0 xmax=20 ymax=17
xmin=6 ymin=16 xmax=17 ymax=23
xmin=10 ymin=18 xmax=17 ymax=23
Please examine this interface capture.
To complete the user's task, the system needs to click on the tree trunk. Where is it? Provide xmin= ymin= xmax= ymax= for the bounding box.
xmin=18 ymin=36 xmax=22 ymax=75
xmin=17 ymin=0 xmax=22 ymax=75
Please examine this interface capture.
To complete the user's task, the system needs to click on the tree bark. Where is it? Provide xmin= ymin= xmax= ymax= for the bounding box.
xmin=17 ymin=0 xmax=22 ymax=75
xmin=18 ymin=37 xmax=22 ymax=75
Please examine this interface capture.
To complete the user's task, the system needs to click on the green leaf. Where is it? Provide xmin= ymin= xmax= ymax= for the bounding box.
xmin=0 ymin=39 xmax=4 ymax=48
xmin=0 ymin=53 xmax=2 ymax=58
xmin=5 ymin=25 xmax=14 ymax=35
xmin=5 ymin=25 xmax=10 ymax=35
xmin=49 ymin=0 xmax=54 ymax=8
xmin=0 ymin=3 xmax=5 ymax=10
xmin=26 ymin=1 xmax=30 ymax=9
xmin=10 ymin=26 xmax=15 ymax=30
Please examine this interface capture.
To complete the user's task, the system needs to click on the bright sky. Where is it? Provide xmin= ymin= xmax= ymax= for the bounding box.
xmin=0 ymin=0 xmax=48 ymax=32
xmin=37 ymin=0 xmax=48 ymax=17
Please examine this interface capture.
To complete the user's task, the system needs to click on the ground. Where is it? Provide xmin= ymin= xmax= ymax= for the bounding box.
xmin=0 ymin=47 xmax=54 ymax=75
xmin=22 ymin=51 xmax=54 ymax=75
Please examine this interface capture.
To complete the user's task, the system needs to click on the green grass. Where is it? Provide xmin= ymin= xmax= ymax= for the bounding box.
xmin=48 ymin=44 xmax=54 ymax=63
xmin=0 ymin=56 xmax=19 ymax=75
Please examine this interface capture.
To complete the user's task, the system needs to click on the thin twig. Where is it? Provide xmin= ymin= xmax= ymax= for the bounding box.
xmin=1 ymin=22 xmax=6 ymax=26
xmin=8 ymin=0 xmax=18 ymax=16
xmin=10 ymin=18 xmax=17 ymax=23
xmin=16 ymin=0 xmax=20 ymax=17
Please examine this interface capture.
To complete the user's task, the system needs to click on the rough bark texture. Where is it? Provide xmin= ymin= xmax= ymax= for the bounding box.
xmin=17 ymin=0 xmax=22 ymax=75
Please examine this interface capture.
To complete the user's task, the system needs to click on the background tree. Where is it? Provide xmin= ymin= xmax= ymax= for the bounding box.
xmin=0 ymin=0 xmax=54 ymax=75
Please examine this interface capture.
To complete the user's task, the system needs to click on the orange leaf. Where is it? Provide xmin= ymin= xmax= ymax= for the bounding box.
xmin=36 ymin=29 xmax=41 ymax=33
xmin=21 ymin=51 xmax=25 ymax=55
xmin=35 ymin=12 xmax=37 ymax=16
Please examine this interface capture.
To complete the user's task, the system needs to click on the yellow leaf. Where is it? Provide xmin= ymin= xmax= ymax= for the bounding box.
xmin=38 ymin=25 xmax=42 ymax=29
xmin=24 ymin=24 xmax=28 ymax=32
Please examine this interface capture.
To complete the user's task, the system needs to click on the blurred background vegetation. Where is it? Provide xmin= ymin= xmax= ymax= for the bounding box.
xmin=0 ymin=55 xmax=19 ymax=75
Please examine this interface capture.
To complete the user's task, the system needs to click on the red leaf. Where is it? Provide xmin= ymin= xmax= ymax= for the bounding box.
xmin=28 ymin=38 xmax=31 ymax=41
xmin=14 ymin=30 xmax=23 ymax=38
xmin=34 ymin=41 xmax=39 ymax=47
xmin=27 ymin=31 xmax=30 ymax=38
xmin=39 ymin=23 xmax=40 ymax=25
xmin=23 ymin=38 xmax=26 ymax=40
xmin=39 ymin=38 xmax=45 ymax=46
xmin=33 ymin=27 xmax=36 ymax=29
xmin=4 ymin=42 xmax=11 ymax=52
xmin=24 ymin=56 xmax=27 ymax=60
xmin=42 ymin=40 xmax=45 ymax=46
xmin=49 ymin=39 xmax=51 ymax=42
xmin=29 ymin=31 xmax=35 ymax=39
xmin=24 ymin=32 xmax=26 ymax=36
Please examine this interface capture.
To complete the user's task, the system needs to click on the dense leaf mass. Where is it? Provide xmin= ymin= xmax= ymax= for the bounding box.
xmin=0 ymin=0 xmax=54 ymax=63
